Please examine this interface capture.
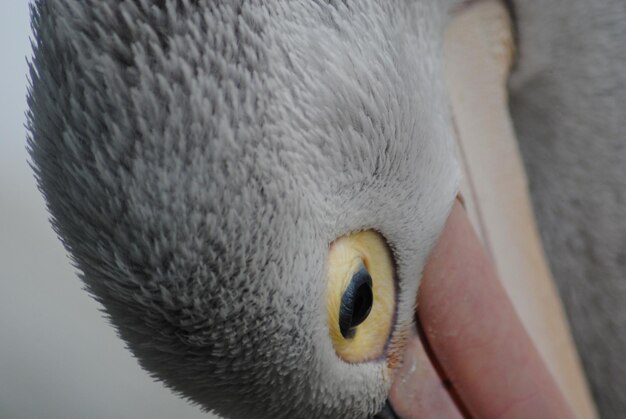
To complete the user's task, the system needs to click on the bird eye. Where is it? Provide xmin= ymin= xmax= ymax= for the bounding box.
xmin=326 ymin=231 xmax=396 ymax=363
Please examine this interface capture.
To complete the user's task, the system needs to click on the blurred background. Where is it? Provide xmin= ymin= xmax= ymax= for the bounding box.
xmin=0 ymin=3 xmax=210 ymax=418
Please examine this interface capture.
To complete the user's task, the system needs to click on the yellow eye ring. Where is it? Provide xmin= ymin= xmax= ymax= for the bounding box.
xmin=326 ymin=230 xmax=396 ymax=363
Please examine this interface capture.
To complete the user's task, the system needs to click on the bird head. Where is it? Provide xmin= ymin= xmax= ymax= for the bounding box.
xmin=28 ymin=1 xmax=459 ymax=417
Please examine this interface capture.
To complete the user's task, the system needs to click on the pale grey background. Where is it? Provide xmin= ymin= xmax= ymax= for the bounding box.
xmin=0 ymin=2 xmax=213 ymax=418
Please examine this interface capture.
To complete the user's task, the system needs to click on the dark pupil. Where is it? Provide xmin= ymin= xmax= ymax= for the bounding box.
xmin=339 ymin=266 xmax=374 ymax=339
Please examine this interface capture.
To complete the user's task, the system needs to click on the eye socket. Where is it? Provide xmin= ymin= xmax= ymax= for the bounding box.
xmin=326 ymin=230 xmax=396 ymax=363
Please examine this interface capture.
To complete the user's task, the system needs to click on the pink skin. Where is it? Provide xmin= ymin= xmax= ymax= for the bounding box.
xmin=389 ymin=201 xmax=575 ymax=418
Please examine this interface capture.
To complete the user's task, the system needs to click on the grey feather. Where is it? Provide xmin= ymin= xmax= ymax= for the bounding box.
xmin=509 ymin=1 xmax=626 ymax=417
xmin=27 ymin=1 xmax=458 ymax=418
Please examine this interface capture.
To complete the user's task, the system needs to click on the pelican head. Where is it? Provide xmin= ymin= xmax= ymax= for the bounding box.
xmin=28 ymin=1 xmax=459 ymax=417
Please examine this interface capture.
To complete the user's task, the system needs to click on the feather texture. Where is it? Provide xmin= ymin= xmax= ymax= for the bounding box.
xmin=27 ymin=1 xmax=459 ymax=417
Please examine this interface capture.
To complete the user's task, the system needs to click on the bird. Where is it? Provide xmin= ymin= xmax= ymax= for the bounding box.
xmin=26 ymin=0 xmax=626 ymax=418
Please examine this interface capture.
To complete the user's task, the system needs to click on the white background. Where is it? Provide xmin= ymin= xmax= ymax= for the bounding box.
xmin=0 ymin=2 xmax=213 ymax=418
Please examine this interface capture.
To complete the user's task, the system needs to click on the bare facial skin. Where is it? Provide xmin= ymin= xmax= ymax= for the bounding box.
xmin=389 ymin=201 xmax=575 ymax=418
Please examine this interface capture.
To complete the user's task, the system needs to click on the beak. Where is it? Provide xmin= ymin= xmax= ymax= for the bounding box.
xmin=382 ymin=320 xmax=468 ymax=419
xmin=374 ymin=400 xmax=400 ymax=419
